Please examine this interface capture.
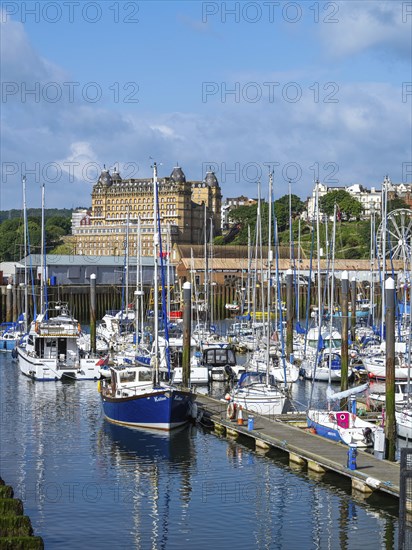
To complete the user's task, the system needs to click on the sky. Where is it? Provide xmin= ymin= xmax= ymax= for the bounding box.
xmin=1 ymin=0 xmax=411 ymax=210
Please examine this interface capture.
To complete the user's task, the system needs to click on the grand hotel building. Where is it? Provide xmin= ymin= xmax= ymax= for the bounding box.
xmin=73 ymin=165 xmax=222 ymax=257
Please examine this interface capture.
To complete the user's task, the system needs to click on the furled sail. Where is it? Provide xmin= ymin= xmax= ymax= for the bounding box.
xmin=326 ymin=382 xmax=369 ymax=402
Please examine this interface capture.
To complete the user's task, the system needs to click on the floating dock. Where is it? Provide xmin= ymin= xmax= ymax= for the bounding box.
xmin=195 ymin=394 xmax=404 ymax=502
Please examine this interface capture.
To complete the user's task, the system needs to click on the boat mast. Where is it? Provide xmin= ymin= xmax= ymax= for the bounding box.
xmin=247 ymin=225 xmax=252 ymax=321
xmin=166 ymin=226 xmax=171 ymax=321
xmin=266 ymin=171 xmax=273 ymax=387
xmin=297 ymin=218 xmax=301 ymax=321
xmin=22 ymin=176 xmax=28 ymax=332
xmin=381 ymin=176 xmax=388 ymax=340
xmin=135 ymin=216 xmax=144 ymax=344
xmin=327 ymin=205 xmax=337 ymax=389
xmin=253 ymin=181 xmax=261 ymax=324
xmin=40 ymin=183 xmax=45 ymax=314
xmin=204 ymin=203 xmax=209 ymax=329
xmin=152 ymin=162 xmax=159 ymax=385
xmin=315 ymin=182 xmax=322 ymax=333
xmin=125 ymin=207 xmax=130 ymax=319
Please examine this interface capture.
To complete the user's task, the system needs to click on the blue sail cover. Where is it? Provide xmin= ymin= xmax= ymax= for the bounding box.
xmin=296 ymin=321 xmax=306 ymax=335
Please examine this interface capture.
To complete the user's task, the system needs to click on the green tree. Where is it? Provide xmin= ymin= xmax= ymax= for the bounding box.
xmin=226 ymin=194 xmax=305 ymax=244
xmin=319 ymin=190 xmax=363 ymax=220
xmin=387 ymin=197 xmax=409 ymax=212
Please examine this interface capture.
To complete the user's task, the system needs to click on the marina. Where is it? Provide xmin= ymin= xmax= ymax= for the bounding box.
xmin=0 ymin=351 xmax=410 ymax=548
xmin=196 ymin=394 xmax=401 ymax=499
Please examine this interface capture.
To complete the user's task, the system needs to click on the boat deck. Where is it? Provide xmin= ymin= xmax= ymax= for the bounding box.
xmin=194 ymin=393 xmax=401 ymax=500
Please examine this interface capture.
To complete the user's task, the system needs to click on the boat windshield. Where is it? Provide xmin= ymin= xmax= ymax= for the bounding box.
xmin=238 ymin=372 xmax=275 ymax=387
xmin=204 ymin=349 xmax=236 ymax=366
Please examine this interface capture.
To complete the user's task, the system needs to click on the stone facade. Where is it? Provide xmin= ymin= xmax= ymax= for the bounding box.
xmin=73 ymin=165 xmax=222 ymax=256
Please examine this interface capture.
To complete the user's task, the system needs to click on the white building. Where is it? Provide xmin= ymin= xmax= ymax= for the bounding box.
xmin=346 ymin=184 xmax=381 ymax=218
xmin=221 ymin=195 xmax=257 ymax=230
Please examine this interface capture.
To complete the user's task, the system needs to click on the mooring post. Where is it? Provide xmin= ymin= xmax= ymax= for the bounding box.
xmin=385 ymin=276 xmax=396 ymax=462
xmin=6 ymin=284 xmax=12 ymax=323
xmin=286 ymin=268 xmax=294 ymax=362
xmin=12 ymin=285 xmax=18 ymax=322
xmin=90 ymin=274 xmax=96 ymax=354
xmin=340 ymin=270 xmax=349 ymax=409
xmin=350 ymin=277 xmax=356 ymax=343
xmin=182 ymin=281 xmax=191 ymax=388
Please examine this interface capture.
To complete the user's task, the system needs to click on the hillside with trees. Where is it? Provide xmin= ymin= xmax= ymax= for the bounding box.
xmin=0 ymin=212 xmax=74 ymax=261
xmin=218 ymin=193 xmax=410 ymax=259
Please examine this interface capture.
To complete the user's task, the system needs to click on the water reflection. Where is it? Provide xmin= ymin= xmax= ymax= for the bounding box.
xmin=0 ymin=352 xmax=406 ymax=549
xmin=97 ymin=423 xmax=196 ymax=549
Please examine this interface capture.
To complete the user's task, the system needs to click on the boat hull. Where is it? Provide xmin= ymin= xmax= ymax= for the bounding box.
xmin=17 ymin=346 xmax=100 ymax=381
xmin=0 ymin=338 xmax=18 ymax=351
xmin=307 ymin=409 xmax=375 ymax=447
xmin=101 ymin=388 xmax=194 ymax=430
xmin=363 ymin=358 xmax=410 ymax=380
xmin=396 ymin=409 xmax=412 ymax=439
xmin=232 ymin=385 xmax=286 ymax=416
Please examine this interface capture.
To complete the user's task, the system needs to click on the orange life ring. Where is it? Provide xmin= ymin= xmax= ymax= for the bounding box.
xmin=227 ymin=402 xmax=236 ymax=420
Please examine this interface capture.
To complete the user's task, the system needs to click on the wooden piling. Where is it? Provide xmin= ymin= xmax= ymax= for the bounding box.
xmin=350 ymin=277 xmax=356 ymax=343
xmin=385 ymin=277 xmax=396 ymax=462
xmin=6 ymin=284 xmax=12 ymax=323
xmin=12 ymin=285 xmax=17 ymax=322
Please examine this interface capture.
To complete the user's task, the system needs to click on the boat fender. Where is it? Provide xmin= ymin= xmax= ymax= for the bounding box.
xmin=190 ymin=402 xmax=198 ymax=420
xmin=363 ymin=427 xmax=373 ymax=444
xmin=365 ymin=476 xmax=381 ymax=489
xmin=78 ymin=323 xmax=81 ymax=333
xmin=35 ymin=322 xmax=39 ymax=333
xmin=227 ymin=401 xmax=236 ymax=420
xmin=97 ymin=380 xmax=101 ymax=393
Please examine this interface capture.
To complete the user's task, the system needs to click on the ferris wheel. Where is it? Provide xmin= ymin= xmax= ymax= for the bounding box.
xmin=376 ymin=208 xmax=412 ymax=262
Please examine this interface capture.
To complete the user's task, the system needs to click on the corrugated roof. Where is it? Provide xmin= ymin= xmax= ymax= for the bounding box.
xmin=175 ymin=244 xmax=299 ymax=259
xmin=19 ymin=255 xmax=155 ymax=267
xmin=178 ymin=257 xmax=404 ymax=271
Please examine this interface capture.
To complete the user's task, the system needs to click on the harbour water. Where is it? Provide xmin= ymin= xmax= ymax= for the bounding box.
xmin=0 ymin=352 xmax=403 ymax=548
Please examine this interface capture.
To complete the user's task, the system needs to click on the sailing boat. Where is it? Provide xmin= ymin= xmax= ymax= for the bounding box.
xmin=100 ymin=162 xmax=194 ymax=430
xmin=17 ymin=184 xmax=101 ymax=380
xmin=229 ymin=173 xmax=287 ymax=416
xmin=306 ymin=206 xmax=377 ymax=447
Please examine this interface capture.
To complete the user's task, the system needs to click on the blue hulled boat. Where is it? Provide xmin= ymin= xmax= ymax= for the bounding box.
xmin=100 ymin=365 xmax=194 ymax=430
xmin=100 ymin=161 xmax=195 ymax=431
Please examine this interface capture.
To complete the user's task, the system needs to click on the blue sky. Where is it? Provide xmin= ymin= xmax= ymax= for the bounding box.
xmin=1 ymin=1 xmax=411 ymax=210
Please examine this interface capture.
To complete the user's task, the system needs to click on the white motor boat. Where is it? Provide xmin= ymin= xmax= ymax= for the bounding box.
xmin=17 ymin=303 xmax=101 ymax=381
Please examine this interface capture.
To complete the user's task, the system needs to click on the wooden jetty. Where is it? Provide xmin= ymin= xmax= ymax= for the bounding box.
xmin=195 ymin=394 xmax=404 ymax=503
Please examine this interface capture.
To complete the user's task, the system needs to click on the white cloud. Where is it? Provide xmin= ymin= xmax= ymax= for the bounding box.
xmin=0 ymin=13 xmax=410 ymax=211
xmin=319 ymin=1 xmax=411 ymax=59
